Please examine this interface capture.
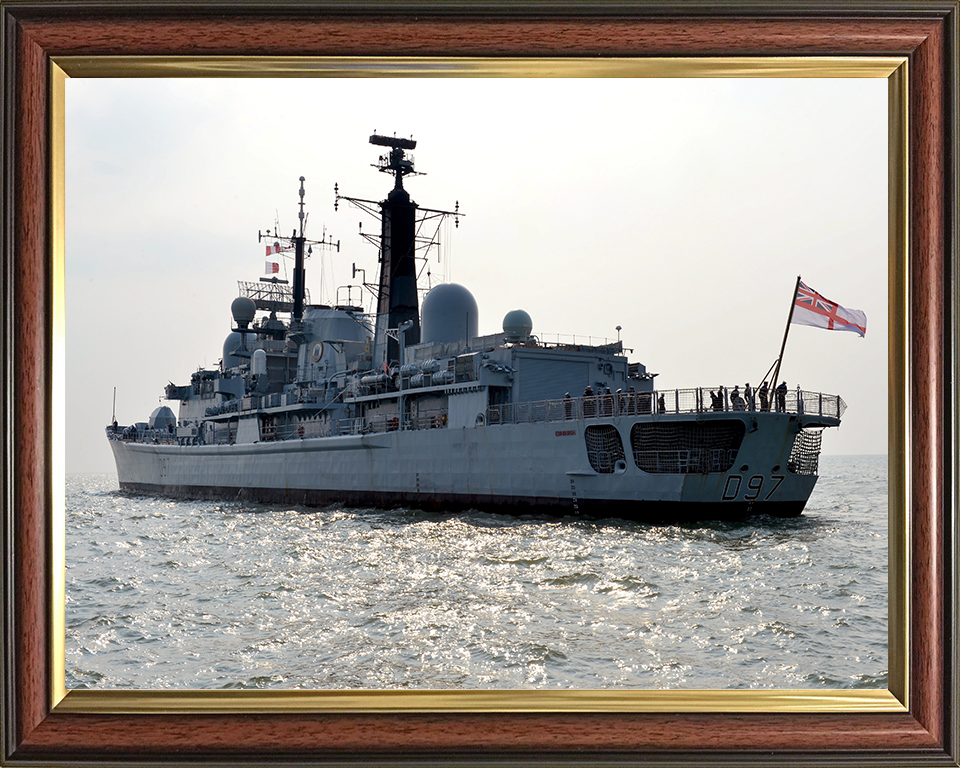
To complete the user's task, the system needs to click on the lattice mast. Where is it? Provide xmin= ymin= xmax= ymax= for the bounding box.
xmin=258 ymin=177 xmax=339 ymax=324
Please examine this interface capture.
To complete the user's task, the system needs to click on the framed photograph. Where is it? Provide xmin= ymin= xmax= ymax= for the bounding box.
xmin=2 ymin=2 xmax=957 ymax=766
xmin=60 ymin=71 xmax=891 ymax=698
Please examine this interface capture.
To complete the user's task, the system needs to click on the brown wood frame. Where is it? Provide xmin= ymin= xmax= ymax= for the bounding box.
xmin=2 ymin=2 xmax=957 ymax=765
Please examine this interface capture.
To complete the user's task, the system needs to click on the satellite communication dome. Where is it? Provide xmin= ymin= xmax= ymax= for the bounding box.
xmin=421 ymin=283 xmax=479 ymax=344
xmin=148 ymin=405 xmax=176 ymax=430
xmin=502 ymin=309 xmax=533 ymax=342
xmin=222 ymin=331 xmax=243 ymax=368
xmin=231 ymin=296 xmax=257 ymax=328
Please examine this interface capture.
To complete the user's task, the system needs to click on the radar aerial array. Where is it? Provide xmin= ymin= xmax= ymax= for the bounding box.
xmin=237 ymin=279 xmax=308 ymax=314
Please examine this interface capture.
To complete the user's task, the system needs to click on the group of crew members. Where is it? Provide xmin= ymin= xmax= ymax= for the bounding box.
xmin=711 ymin=381 xmax=789 ymax=413
xmin=566 ymin=386 xmax=660 ymax=419
xmin=562 ymin=380 xmax=792 ymax=419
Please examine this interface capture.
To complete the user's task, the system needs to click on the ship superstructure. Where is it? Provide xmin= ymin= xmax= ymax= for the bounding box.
xmin=107 ymin=134 xmax=845 ymax=522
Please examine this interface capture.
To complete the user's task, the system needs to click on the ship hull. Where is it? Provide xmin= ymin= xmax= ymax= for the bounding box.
xmin=109 ymin=412 xmax=820 ymax=523
xmin=115 ymin=481 xmax=807 ymax=522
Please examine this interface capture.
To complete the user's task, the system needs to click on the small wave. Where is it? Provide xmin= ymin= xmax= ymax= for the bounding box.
xmin=244 ymin=674 xmax=288 ymax=688
xmin=478 ymin=554 xmax=549 ymax=567
xmin=539 ymin=572 xmax=600 ymax=588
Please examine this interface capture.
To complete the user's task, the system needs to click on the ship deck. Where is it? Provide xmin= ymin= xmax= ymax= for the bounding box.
xmin=107 ymin=385 xmax=844 ymax=447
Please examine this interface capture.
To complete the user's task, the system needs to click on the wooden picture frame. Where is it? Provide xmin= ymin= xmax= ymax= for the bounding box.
xmin=2 ymin=2 xmax=957 ymax=765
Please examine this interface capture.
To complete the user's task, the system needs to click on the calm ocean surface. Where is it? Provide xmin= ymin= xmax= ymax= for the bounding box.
xmin=65 ymin=454 xmax=887 ymax=690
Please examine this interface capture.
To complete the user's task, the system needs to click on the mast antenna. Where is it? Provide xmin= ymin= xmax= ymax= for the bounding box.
xmin=298 ymin=176 xmax=306 ymax=237
xmin=257 ymin=177 xmax=339 ymax=323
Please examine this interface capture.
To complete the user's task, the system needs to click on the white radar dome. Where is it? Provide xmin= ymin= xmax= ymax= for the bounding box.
xmin=231 ymin=296 xmax=257 ymax=328
xmin=502 ymin=309 xmax=533 ymax=342
xmin=421 ymin=283 xmax=479 ymax=344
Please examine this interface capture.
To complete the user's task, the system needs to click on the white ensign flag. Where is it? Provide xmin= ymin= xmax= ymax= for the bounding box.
xmin=791 ymin=280 xmax=866 ymax=337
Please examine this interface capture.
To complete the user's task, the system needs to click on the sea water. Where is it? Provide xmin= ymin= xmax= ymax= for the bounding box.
xmin=64 ymin=454 xmax=887 ymax=690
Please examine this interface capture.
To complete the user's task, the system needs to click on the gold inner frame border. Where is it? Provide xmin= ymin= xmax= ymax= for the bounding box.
xmin=49 ymin=55 xmax=909 ymax=716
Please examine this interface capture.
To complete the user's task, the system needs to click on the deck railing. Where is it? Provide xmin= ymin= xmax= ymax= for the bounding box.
xmin=485 ymin=387 xmax=845 ymax=427
xmin=107 ymin=407 xmax=451 ymax=447
xmin=106 ymin=426 xmax=178 ymax=444
xmin=108 ymin=387 xmax=844 ymax=447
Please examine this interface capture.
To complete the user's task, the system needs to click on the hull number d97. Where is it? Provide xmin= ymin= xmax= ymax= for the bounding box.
xmin=722 ymin=474 xmax=785 ymax=502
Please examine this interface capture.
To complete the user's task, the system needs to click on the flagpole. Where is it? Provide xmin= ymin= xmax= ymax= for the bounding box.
xmin=770 ymin=275 xmax=802 ymax=391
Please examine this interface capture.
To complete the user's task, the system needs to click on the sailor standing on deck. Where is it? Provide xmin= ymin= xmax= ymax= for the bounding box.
xmin=776 ymin=381 xmax=787 ymax=412
xmin=583 ymin=385 xmax=595 ymax=418
xmin=759 ymin=381 xmax=769 ymax=412
xmin=731 ymin=385 xmax=745 ymax=411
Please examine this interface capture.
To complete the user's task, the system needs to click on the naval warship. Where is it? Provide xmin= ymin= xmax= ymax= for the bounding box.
xmin=107 ymin=134 xmax=845 ymax=522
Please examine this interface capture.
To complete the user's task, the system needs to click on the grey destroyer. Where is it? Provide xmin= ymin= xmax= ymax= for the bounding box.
xmin=107 ymin=134 xmax=845 ymax=522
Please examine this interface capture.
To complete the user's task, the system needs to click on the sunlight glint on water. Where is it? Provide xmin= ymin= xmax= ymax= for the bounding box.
xmin=65 ymin=455 xmax=887 ymax=690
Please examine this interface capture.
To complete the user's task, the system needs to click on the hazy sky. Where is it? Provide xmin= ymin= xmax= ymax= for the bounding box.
xmin=65 ymin=77 xmax=887 ymax=474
